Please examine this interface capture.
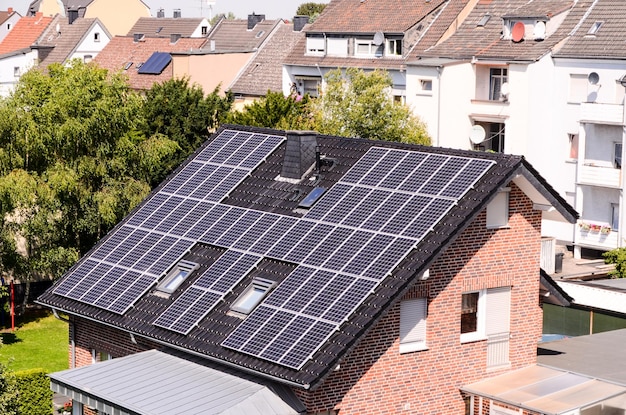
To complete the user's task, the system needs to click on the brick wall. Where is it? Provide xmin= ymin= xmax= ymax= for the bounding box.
xmin=298 ymin=183 xmax=543 ymax=414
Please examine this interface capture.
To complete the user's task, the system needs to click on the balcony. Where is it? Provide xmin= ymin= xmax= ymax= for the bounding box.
xmin=579 ymin=102 xmax=623 ymax=125
xmin=575 ymin=224 xmax=619 ymax=251
xmin=578 ymin=163 xmax=621 ymax=188
xmin=469 ymin=99 xmax=510 ymax=120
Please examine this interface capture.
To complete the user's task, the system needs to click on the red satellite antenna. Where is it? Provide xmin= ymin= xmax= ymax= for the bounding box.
xmin=511 ymin=21 xmax=525 ymax=42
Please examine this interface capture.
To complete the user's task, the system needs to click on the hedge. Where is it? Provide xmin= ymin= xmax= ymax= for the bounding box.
xmin=14 ymin=368 xmax=51 ymax=415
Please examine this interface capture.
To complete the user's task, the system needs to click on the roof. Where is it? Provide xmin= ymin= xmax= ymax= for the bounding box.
xmin=34 ymin=15 xmax=109 ymax=67
xmin=553 ymin=0 xmax=626 ymax=59
xmin=0 ymin=9 xmax=19 ymax=25
xmin=0 ymin=13 xmax=53 ymax=55
xmin=230 ymin=22 xmax=304 ymax=96
xmin=418 ymin=0 xmax=592 ymax=62
xmin=37 ymin=124 xmax=577 ymax=390
xmin=200 ymin=17 xmax=281 ymax=53
xmin=127 ymin=17 xmax=209 ymax=38
xmin=540 ymin=270 xmax=573 ymax=307
xmin=462 ymin=364 xmax=626 ymax=415
xmin=557 ymin=279 xmax=626 ymax=315
xmin=94 ymin=36 xmax=205 ymax=90
xmin=50 ymin=349 xmax=305 ymax=415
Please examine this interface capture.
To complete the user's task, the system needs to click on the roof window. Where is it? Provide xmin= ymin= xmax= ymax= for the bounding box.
xmin=587 ymin=21 xmax=603 ymax=35
xmin=231 ymin=277 xmax=275 ymax=315
xmin=477 ymin=13 xmax=491 ymax=27
xmin=157 ymin=260 xmax=199 ymax=294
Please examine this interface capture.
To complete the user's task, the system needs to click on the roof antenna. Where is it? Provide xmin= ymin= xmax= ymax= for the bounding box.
xmin=315 ymin=145 xmax=321 ymax=181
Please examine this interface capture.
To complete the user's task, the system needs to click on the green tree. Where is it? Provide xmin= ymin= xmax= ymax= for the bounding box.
xmin=140 ymin=78 xmax=232 ymax=184
xmin=296 ymin=2 xmax=327 ymax=22
xmin=209 ymin=12 xmax=236 ymax=26
xmin=225 ymin=90 xmax=315 ymax=130
xmin=603 ymin=247 xmax=626 ymax=278
xmin=312 ymin=68 xmax=431 ymax=145
xmin=0 ymin=60 xmax=178 ymax=304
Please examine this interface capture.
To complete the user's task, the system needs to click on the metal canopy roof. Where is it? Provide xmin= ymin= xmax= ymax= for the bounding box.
xmin=462 ymin=365 xmax=626 ymax=415
xmin=49 ymin=349 xmax=305 ymax=415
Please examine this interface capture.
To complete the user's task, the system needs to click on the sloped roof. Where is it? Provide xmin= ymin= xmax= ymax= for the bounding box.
xmin=230 ymin=22 xmax=304 ymax=96
xmin=37 ymin=124 xmax=576 ymax=390
xmin=0 ymin=9 xmax=19 ymax=25
xmin=553 ymin=0 xmax=626 ymax=59
xmin=94 ymin=36 xmax=204 ymax=91
xmin=418 ymin=0 xmax=591 ymax=62
xmin=127 ymin=17 xmax=209 ymax=38
xmin=34 ymin=15 xmax=109 ymax=67
xmin=200 ymin=18 xmax=281 ymax=53
xmin=0 ymin=13 xmax=53 ymax=55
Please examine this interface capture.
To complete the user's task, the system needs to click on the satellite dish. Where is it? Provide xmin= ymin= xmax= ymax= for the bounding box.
xmin=588 ymin=72 xmax=600 ymax=85
xmin=373 ymin=31 xmax=384 ymax=46
xmin=511 ymin=21 xmax=525 ymax=42
xmin=500 ymin=82 xmax=509 ymax=98
xmin=469 ymin=125 xmax=486 ymax=144
xmin=533 ymin=21 xmax=546 ymax=40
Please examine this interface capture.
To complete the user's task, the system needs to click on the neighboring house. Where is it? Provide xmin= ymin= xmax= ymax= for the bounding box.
xmin=171 ymin=14 xmax=283 ymax=96
xmin=282 ymin=0 xmax=473 ymax=101
xmin=229 ymin=17 xmax=308 ymax=109
xmin=550 ymin=0 xmax=626 ymax=259
xmin=464 ymin=328 xmax=626 ymax=414
xmin=0 ymin=8 xmax=21 ymax=43
xmin=38 ymin=124 xmax=577 ymax=414
xmin=0 ymin=12 xmax=53 ymax=96
xmin=407 ymin=0 xmax=598 ymax=253
xmin=127 ymin=15 xmax=210 ymax=39
xmin=94 ymin=35 xmax=204 ymax=91
xmin=33 ymin=14 xmax=112 ymax=68
xmin=28 ymin=0 xmax=150 ymax=36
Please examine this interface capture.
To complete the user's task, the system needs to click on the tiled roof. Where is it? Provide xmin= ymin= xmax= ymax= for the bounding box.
xmin=127 ymin=17 xmax=208 ymax=38
xmin=37 ymin=124 xmax=576 ymax=389
xmin=94 ymin=36 xmax=204 ymax=91
xmin=419 ymin=0 xmax=591 ymax=61
xmin=553 ymin=0 xmax=626 ymax=59
xmin=35 ymin=15 xmax=108 ymax=67
xmin=0 ymin=9 xmax=18 ymax=25
xmin=306 ymin=0 xmax=448 ymax=33
xmin=0 ymin=13 xmax=53 ymax=55
xmin=230 ymin=22 xmax=305 ymax=96
xmin=200 ymin=18 xmax=281 ymax=53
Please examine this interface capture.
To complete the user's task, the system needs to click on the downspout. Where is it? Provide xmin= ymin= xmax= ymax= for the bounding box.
xmin=436 ymin=65 xmax=443 ymax=147
xmin=53 ymin=308 xmax=75 ymax=368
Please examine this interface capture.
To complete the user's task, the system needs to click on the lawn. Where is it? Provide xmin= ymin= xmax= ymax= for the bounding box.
xmin=0 ymin=309 xmax=68 ymax=373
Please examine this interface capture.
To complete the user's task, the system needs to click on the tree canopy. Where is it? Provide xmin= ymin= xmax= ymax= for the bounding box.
xmin=295 ymin=2 xmax=327 ymax=21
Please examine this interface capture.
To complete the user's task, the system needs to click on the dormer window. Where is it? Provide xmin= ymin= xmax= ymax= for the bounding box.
xmin=387 ymin=38 xmax=402 ymax=56
xmin=587 ymin=21 xmax=603 ymax=35
xmin=231 ymin=277 xmax=275 ymax=315
xmin=306 ymin=35 xmax=325 ymax=55
xmin=355 ymin=38 xmax=383 ymax=57
xmin=157 ymin=260 xmax=199 ymax=294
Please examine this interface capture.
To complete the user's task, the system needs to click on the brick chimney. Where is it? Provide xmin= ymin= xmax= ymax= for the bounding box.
xmin=247 ymin=13 xmax=265 ymax=30
xmin=280 ymin=131 xmax=318 ymax=180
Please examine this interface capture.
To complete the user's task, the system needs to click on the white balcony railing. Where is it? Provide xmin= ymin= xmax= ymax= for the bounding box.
xmin=575 ymin=226 xmax=619 ymax=250
xmin=578 ymin=164 xmax=621 ymax=188
xmin=579 ymin=102 xmax=623 ymax=125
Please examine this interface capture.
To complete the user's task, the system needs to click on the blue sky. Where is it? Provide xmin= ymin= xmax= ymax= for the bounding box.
xmin=10 ymin=0 xmax=330 ymax=20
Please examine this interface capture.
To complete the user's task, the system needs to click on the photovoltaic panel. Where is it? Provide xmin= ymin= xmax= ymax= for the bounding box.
xmin=232 ymin=214 xmax=280 ymax=251
xmin=147 ymin=238 xmax=195 ymax=276
xmin=210 ymin=133 xmax=250 ymax=164
xmin=402 ymin=198 xmax=457 ymax=239
xmin=239 ymin=136 xmax=285 ymax=169
xmin=89 ymin=226 xmax=134 ymax=260
xmin=340 ymin=147 xmax=388 ymax=184
xmin=215 ymin=210 xmax=263 ymax=248
xmin=80 ymin=267 xmax=126 ymax=304
xmin=200 ymin=207 xmax=246 ymax=245
xmin=342 ymin=233 xmax=395 ymax=275
xmin=126 ymin=194 xmax=169 ymax=227
xmin=108 ymin=274 xmax=156 ymax=314
xmin=154 ymin=198 xmax=198 ymax=233
xmin=282 ymin=270 xmax=337 ymax=313
xmin=301 ymin=273 xmax=354 ymax=318
xmin=169 ymin=201 xmax=214 ymax=237
xmin=278 ymin=320 xmax=336 ymax=369
xmin=304 ymin=183 xmax=353 ymax=221
xmin=185 ymin=203 xmax=228 ymax=240
xmin=418 ymin=157 xmax=469 ymax=196
xmin=303 ymin=227 xmax=355 ymax=266
xmin=398 ymin=154 xmax=449 ymax=193
xmin=264 ymin=267 xmax=317 ymax=308
xmin=194 ymin=130 xmax=237 ymax=162
xmin=362 ymin=237 xmax=416 ymax=280
xmin=204 ymin=168 xmax=249 ymax=202
xmin=248 ymin=216 xmax=298 ymax=255
xmin=159 ymin=161 xmax=204 ymax=195
xmin=94 ymin=270 xmax=141 ymax=309
xmin=339 ymin=189 xmax=392 ymax=228
xmin=381 ymin=195 xmax=431 ymax=235
xmin=141 ymin=196 xmax=185 ymax=230
xmin=320 ymin=186 xmax=372 ymax=225
xmin=360 ymin=192 xmax=412 ymax=232
xmin=267 ymin=220 xmax=316 ymax=259
xmin=175 ymin=164 xmax=221 ymax=198
xmin=322 ymin=230 xmax=376 ymax=272
xmin=118 ymin=232 xmax=163 ymax=269
xmin=322 ymin=278 xmax=377 ymax=323
xmin=440 ymin=159 xmax=495 ymax=198
xmin=53 ymin=259 xmax=99 ymax=296
xmin=283 ymin=223 xmax=334 ymax=263
xmin=358 ymin=150 xmax=407 ymax=187
xmin=379 ymin=152 xmax=427 ymax=190
xmin=137 ymin=52 xmax=171 ymax=75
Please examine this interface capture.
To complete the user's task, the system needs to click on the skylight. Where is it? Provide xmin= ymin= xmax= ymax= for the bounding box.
xmin=477 ymin=13 xmax=491 ymax=27
xmin=587 ymin=21 xmax=603 ymax=35
xmin=157 ymin=260 xmax=199 ymax=294
xmin=231 ymin=278 xmax=275 ymax=315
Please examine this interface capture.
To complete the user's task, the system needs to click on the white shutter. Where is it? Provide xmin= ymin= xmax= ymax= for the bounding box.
xmin=327 ymin=38 xmax=348 ymax=56
xmin=306 ymin=36 xmax=325 ymax=53
xmin=399 ymin=298 xmax=427 ymax=353
xmin=486 ymin=287 xmax=511 ymax=335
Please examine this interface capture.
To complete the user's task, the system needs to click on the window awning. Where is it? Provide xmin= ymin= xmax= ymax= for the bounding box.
xmin=461 ymin=365 xmax=626 ymax=415
xmin=50 ymin=349 xmax=305 ymax=415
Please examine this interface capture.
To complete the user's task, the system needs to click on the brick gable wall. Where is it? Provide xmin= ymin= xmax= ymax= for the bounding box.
xmin=69 ymin=182 xmax=543 ymax=415
xmin=297 ymin=183 xmax=543 ymax=414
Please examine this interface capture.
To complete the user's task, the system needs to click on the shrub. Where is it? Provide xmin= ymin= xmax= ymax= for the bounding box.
xmin=14 ymin=368 xmax=51 ymax=415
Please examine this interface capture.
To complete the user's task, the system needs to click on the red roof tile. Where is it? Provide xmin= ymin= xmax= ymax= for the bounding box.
xmin=0 ymin=12 xmax=53 ymax=54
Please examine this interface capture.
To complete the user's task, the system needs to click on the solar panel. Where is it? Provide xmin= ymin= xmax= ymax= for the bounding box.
xmin=137 ymin=52 xmax=171 ymax=75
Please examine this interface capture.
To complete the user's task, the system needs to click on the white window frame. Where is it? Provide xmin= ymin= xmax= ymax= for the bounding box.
xmin=489 ymin=67 xmax=508 ymax=101
xmin=306 ymin=36 xmax=325 ymax=55
xmin=231 ymin=277 xmax=275 ymax=315
xmin=386 ymin=38 xmax=402 ymax=56
xmin=461 ymin=287 xmax=511 ymax=345
xmin=486 ymin=187 xmax=510 ymax=229
xmin=355 ymin=38 xmax=383 ymax=57
xmin=612 ymin=203 xmax=619 ymax=231
xmin=326 ymin=37 xmax=348 ymax=56
xmin=94 ymin=32 xmax=100 ymax=42
xmin=157 ymin=260 xmax=198 ymax=294
xmin=418 ymin=79 xmax=433 ymax=95
xmin=461 ymin=290 xmax=486 ymax=343
xmin=399 ymin=297 xmax=427 ymax=353
xmin=91 ymin=349 xmax=112 ymax=363
xmin=614 ymin=142 xmax=622 ymax=169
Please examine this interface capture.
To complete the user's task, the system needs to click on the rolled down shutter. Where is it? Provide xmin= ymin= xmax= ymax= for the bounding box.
xmin=399 ymin=298 xmax=427 ymax=353
xmin=486 ymin=287 xmax=511 ymax=335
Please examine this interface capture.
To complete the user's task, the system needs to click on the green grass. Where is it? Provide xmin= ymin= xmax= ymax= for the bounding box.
xmin=0 ymin=309 xmax=68 ymax=373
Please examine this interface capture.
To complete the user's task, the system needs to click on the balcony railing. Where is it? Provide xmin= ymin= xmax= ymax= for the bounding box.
xmin=575 ymin=225 xmax=619 ymax=250
xmin=579 ymin=102 xmax=623 ymax=125
xmin=578 ymin=163 xmax=621 ymax=188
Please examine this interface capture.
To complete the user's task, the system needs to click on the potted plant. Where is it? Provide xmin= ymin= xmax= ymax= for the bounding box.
xmin=59 ymin=401 xmax=72 ymax=415
xmin=601 ymin=226 xmax=612 ymax=234
xmin=579 ymin=222 xmax=591 ymax=231
xmin=590 ymin=224 xmax=601 ymax=232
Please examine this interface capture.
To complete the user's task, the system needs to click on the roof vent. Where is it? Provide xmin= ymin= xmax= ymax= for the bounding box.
xmin=281 ymin=131 xmax=318 ymax=180
xmin=247 ymin=13 xmax=265 ymax=30
xmin=157 ymin=8 xmax=165 ymax=18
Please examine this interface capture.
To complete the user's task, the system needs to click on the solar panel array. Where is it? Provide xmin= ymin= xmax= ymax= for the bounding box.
xmin=137 ymin=52 xmax=172 ymax=75
xmin=54 ymin=126 xmax=496 ymax=370
xmin=53 ymin=130 xmax=285 ymax=315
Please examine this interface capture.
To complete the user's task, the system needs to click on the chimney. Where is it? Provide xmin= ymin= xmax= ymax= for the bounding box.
xmin=170 ymin=33 xmax=181 ymax=44
xmin=293 ymin=15 xmax=309 ymax=32
xmin=157 ymin=8 xmax=165 ymax=18
xmin=173 ymin=9 xmax=181 ymax=18
xmin=67 ymin=9 xmax=78 ymax=24
xmin=281 ymin=131 xmax=318 ymax=180
xmin=247 ymin=13 xmax=265 ymax=30
xmin=7 ymin=7 xmax=12 ymax=14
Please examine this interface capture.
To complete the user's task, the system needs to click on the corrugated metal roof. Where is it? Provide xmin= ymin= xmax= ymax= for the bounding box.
xmin=50 ymin=349 xmax=305 ymax=415
xmin=557 ymin=280 xmax=626 ymax=314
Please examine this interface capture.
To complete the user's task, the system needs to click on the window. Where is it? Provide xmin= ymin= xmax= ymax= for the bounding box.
xmin=477 ymin=13 xmax=491 ymax=27
xmin=157 ymin=260 xmax=198 ymax=294
xmin=474 ymin=122 xmax=505 ymax=153
xmin=13 ymin=67 xmax=20 ymax=77
xmin=327 ymin=37 xmax=348 ymax=56
xmin=461 ymin=292 xmax=480 ymax=336
xmin=295 ymin=77 xmax=321 ymax=98
xmin=486 ymin=188 xmax=510 ymax=228
xmin=489 ymin=68 xmax=508 ymax=100
xmin=399 ymin=297 xmax=427 ymax=353
xmin=569 ymin=74 xmax=588 ymax=103
xmin=569 ymin=133 xmax=579 ymax=159
xmin=92 ymin=350 xmax=111 ymax=363
xmin=306 ymin=36 xmax=325 ymax=55
xmin=387 ymin=38 xmax=402 ymax=56
xmin=83 ymin=55 xmax=92 ymax=63
xmin=94 ymin=32 xmax=100 ymax=42
xmin=587 ymin=21 xmax=603 ymax=35
xmin=420 ymin=79 xmax=433 ymax=92
xmin=7 ymin=23 xmax=11 ymax=30
xmin=612 ymin=203 xmax=620 ymax=230
xmin=201 ymin=26 xmax=208 ymax=35
xmin=614 ymin=142 xmax=622 ymax=169
xmin=355 ymin=39 xmax=383 ymax=57
xmin=231 ymin=278 xmax=275 ymax=315
xmin=461 ymin=287 xmax=511 ymax=346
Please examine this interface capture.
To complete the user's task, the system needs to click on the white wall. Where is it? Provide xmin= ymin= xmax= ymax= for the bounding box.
xmin=0 ymin=51 xmax=37 ymax=97
xmin=0 ymin=13 xmax=20 ymax=43
xmin=69 ymin=22 xmax=111 ymax=63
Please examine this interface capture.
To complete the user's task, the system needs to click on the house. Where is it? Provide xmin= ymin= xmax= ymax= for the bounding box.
xmin=282 ymin=0 xmax=472 ymax=101
xmin=0 ymin=12 xmax=53 ymax=96
xmin=171 ymin=14 xmax=283 ymax=96
xmin=93 ymin=35 xmax=204 ymax=91
xmin=127 ymin=15 xmax=210 ymax=39
xmin=0 ymin=7 xmax=21 ymax=43
xmin=27 ymin=0 xmax=150 ymax=36
xmin=229 ymin=17 xmax=308 ymax=109
xmin=32 ymin=13 xmax=112 ymax=68
xmin=407 ymin=0 xmax=598 ymax=254
xmin=38 ymin=124 xmax=577 ymax=414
